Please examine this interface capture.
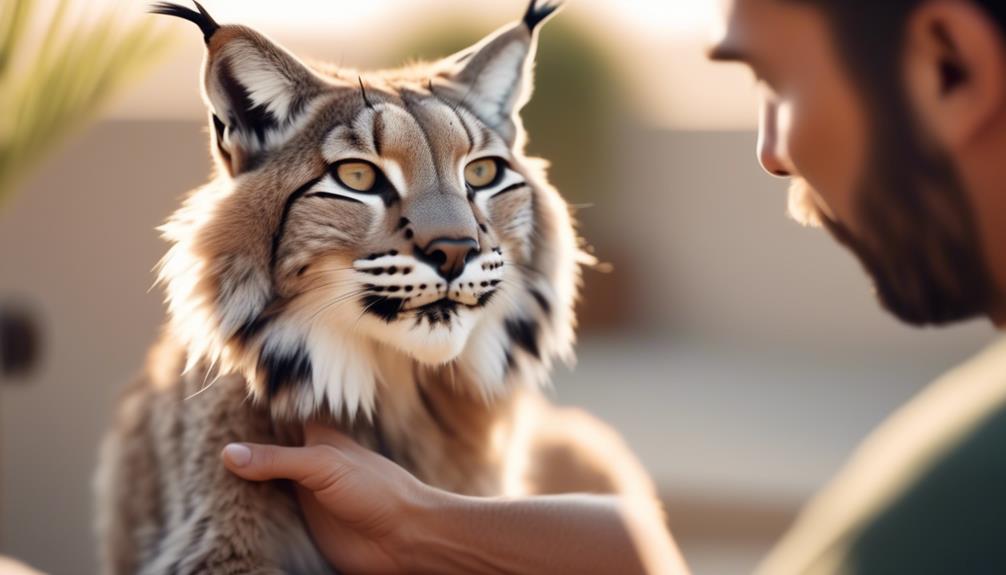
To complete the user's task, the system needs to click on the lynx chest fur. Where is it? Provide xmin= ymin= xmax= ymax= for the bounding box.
xmin=96 ymin=2 xmax=660 ymax=573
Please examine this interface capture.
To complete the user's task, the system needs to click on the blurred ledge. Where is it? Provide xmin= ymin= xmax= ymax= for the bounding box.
xmin=552 ymin=331 xmax=997 ymax=502
xmin=551 ymin=330 xmax=997 ymax=574
xmin=663 ymin=491 xmax=797 ymax=545
xmin=0 ymin=556 xmax=44 ymax=575
xmin=658 ymin=491 xmax=798 ymax=574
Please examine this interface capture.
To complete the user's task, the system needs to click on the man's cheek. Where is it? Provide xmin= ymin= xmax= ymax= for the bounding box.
xmin=783 ymin=119 xmax=832 ymax=227
xmin=788 ymin=106 xmax=856 ymax=227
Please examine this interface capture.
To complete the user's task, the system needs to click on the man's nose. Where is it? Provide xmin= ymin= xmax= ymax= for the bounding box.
xmin=421 ymin=237 xmax=479 ymax=281
xmin=757 ymin=100 xmax=792 ymax=178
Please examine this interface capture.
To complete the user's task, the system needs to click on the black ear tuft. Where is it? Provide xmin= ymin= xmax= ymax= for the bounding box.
xmin=523 ymin=0 xmax=562 ymax=32
xmin=150 ymin=1 xmax=220 ymax=43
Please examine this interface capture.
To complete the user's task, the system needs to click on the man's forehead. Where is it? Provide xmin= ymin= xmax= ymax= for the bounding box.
xmin=708 ymin=0 xmax=779 ymax=61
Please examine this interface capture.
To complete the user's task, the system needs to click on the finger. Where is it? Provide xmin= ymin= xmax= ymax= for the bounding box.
xmin=221 ymin=442 xmax=348 ymax=491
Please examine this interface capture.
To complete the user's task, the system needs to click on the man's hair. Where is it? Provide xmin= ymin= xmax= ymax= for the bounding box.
xmin=802 ymin=0 xmax=1005 ymax=69
xmin=797 ymin=0 xmax=1006 ymax=133
xmin=795 ymin=0 xmax=1003 ymax=325
xmin=805 ymin=0 xmax=1006 ymax=28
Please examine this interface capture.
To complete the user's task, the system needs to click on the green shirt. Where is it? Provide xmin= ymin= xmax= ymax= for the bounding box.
xmin=758 ymin=336 xmax=1006 ymax=575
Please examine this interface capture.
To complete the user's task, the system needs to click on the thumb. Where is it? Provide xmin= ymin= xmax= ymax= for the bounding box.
xmin=221 ymin=442 xmax=349 ymax=491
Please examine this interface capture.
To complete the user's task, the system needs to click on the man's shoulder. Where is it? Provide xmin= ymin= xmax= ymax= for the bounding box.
xmin=758 ymin=336 xmax=1006 ymax=575
xmin=847 ymin=394 xmax=1006 ymax=574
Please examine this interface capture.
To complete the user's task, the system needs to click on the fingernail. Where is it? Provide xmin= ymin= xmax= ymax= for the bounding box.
xmin=223 ymin=443 xmax=252 ymax=467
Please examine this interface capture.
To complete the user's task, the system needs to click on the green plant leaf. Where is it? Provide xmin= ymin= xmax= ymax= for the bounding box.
xmin=0 ymin=0 xmax=177 ymax=210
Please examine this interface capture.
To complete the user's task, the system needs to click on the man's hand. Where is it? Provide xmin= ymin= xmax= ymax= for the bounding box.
xmin=221 ymin=423 xmax=427 ymax=574
xmin=224 ymin=424 xmax=688 ymax=575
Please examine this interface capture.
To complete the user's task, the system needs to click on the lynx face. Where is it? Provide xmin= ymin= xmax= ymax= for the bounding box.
xmin=274 ymin=100 xmax=529 ymax=366
xmin=155 ymin=1 xmax=580 ymax=419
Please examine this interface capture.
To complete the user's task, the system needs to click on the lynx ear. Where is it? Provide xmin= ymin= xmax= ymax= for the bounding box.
xmin=436 ymin=0 xmax=561 ymax=143
xmin=152 ymin=2 xmax=328 ymax=174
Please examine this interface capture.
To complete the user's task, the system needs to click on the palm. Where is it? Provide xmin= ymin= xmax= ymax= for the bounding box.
xmin=297 ymin=487 xmax=402 ymax=573
xmin=293 ymin=453 xmax=412 ymax=574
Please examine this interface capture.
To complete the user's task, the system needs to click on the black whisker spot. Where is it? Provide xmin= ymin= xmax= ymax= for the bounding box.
xmin=414 ymin=300 xmax=458 ymax=327
xmin=362 ymin=295 xmax=404 ymax=322
xmin=478 ymin=291 xmax=496 ymax=307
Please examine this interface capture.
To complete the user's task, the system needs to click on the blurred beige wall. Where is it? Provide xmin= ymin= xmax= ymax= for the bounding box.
xmin=0 ymin=122 xmax=209 ymax=574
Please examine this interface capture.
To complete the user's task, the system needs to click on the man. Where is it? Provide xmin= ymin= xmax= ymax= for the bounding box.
xmin=222 ymin=0 xmax=1006 ymax=572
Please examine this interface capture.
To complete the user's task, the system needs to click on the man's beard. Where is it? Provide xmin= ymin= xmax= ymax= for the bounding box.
xmin=787 ymin=146 xmax=993 ymax=326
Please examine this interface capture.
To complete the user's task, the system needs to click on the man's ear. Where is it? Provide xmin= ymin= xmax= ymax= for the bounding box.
xmin=153 ymin=2 xmax=329 ymax=175
xmin=904 ymin=1 xmax=1006 ymax=150
xmin=433 ymin=0 xmax=561 ymax=144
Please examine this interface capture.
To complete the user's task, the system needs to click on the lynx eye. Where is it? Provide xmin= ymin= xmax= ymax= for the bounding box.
xmin=335 ymin=161 xmax=377 ymax=192
xmin=464 ymin=158 xmax=501 ymax=189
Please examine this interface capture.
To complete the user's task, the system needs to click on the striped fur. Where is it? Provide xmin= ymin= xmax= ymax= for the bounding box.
xmin=96 ymin=2 xmax=665 ymax=573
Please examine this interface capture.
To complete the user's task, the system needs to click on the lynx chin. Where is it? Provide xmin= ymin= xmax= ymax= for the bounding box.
xmin=95 ymin=2 xmax=665 ymax=573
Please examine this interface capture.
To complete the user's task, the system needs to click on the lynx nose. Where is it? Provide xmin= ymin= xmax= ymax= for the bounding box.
xmin=421 ymin=237 xmax=479 ymax=281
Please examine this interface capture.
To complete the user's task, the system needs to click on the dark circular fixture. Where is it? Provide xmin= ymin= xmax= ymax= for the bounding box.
xmin=0 ymin=303 xmax=42 ymax=381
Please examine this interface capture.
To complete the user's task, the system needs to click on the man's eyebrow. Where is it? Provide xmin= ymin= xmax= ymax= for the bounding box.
xmin=707 ymin=43 xmax=749 ymax=63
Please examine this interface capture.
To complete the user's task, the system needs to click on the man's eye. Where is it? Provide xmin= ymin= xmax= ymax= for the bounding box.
xmin=464 ymin=158 xmax=502 ymax=189
xmin=335 ymin=161 xmax=377 ymax=192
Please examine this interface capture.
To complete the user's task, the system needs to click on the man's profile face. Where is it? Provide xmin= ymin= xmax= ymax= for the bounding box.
xmin=710 ymin=0 xmax=863 ymax=228
xmin=709 ymin=0 xmax=994 ymax=325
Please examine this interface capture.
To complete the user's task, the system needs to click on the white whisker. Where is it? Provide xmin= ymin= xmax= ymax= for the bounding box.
xmin=184 ymin=370 xmax=226 ymax=401
xmin=306 ymin=289 xmax=370 ymax=323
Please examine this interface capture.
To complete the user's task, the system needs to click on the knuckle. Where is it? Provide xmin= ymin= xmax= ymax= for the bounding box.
xmin=310 ymin=444 xmax=341 ymax=460
xmin=309 ymin=452 xmax=353 ymax=491
xmin=252 ymin=446 xmax=275 ymax=470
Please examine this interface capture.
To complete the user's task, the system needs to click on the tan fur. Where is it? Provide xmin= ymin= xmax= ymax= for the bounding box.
xmin=96 ymin=3 xmax=663 ymax=573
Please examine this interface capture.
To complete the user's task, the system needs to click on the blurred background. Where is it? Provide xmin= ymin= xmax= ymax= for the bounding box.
xmin=0 ymin=0 xmax=997 ymax=573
